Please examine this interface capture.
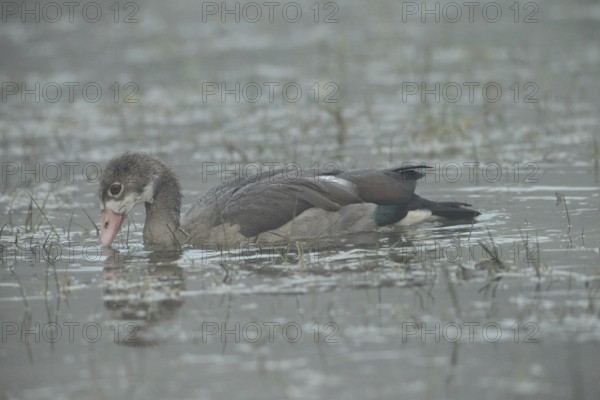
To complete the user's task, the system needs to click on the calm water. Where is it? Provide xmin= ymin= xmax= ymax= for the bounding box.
xmin=1 ymin=1 xmax=600 ymax=399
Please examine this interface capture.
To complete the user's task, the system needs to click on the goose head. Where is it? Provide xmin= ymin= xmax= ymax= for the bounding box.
xmin=98 ymin=152 xmax=182 ymax=247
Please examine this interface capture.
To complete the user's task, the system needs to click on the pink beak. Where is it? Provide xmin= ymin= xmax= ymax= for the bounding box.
xmin=100 ymin=208 xmax=126 ymax=247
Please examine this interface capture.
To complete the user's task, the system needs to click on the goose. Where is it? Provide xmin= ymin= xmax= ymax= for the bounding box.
xmin=99 ymin=152 xmax=480 ymax=247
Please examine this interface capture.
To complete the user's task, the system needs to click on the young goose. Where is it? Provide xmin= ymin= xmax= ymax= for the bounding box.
xmin=99 ymin=152 xmax=480 ymax=247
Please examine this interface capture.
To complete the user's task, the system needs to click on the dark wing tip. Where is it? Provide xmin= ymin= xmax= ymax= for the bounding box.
xmin=387 ymin=164 xmax=432 ymax=181
xmin=390 ymin=164 xmax=432 ymax=173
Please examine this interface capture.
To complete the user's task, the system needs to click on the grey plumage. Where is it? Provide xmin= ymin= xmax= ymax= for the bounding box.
xmin=98 ymin=153 xmax=480 ymax=247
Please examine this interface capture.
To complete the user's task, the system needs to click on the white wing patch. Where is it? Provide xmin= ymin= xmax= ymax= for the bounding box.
xmin=317 ymin=175 xmax=358 ymax=195
xmin=396 ymin=209 xmax=434 ymax=226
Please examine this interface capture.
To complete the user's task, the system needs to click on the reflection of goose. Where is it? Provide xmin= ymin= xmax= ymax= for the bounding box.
xmin=103 ymin=249 xmax=184 ymax=346
xmin=99 ymin=152 xmax=479 ymax=247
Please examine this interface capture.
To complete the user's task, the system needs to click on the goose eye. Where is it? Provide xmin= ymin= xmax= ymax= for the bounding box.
xmin=109 ymin=183 xmax=122 ymax=196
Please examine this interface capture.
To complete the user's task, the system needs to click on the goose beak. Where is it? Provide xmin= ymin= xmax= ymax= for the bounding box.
xmin=100 ymin=208 xmax=126 ymax=247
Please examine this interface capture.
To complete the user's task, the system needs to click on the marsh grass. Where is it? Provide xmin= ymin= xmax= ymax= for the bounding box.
xmin=519 ymin=229 xmax=545 ymax=280
xmin=556 ymin=192 xmax=574 ymax=248
xmin=43 ymin=234 xmax=63 ymax=351
xmin=28 ymin=193 xmax=60 ymax=239
xmin=405 ymin=107 xmax=476 ymax=158
xmin=83 ymin=208 xmax=99 ymax=236
xmin=477 ymin=230 xmax=508 ymax=297
xmin=0 ymin=189 xmax=103 ymax=269
xmin=441 ymin=262 xmax=462 ymax=319
xmin=325 ymin=105 xmax=347 ymax=154
xmin=593 ymin=135 xmax=599 ymax=183
xmin=9 ymin=265 xmax=33 ymax=363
